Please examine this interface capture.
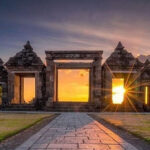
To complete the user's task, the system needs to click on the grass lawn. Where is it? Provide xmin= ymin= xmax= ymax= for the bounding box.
xmin=0 ymin=113 xmax=53 ymax=142
xmin=92 ymin=113 xmax=150 ymax=142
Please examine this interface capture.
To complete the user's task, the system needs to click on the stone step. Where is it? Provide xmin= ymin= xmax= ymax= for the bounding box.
xmin=45 ymin=102 xmax=100 ymax=112
xmin=1 ymin=104 xmax=36 ymax=111
xmin=2 ymin=108 xmax=36 ymax=111
xmin=52 ymin=102 xmax=95 ymax=106
xmin=46 ymin=108 xmax=99 ymax=112
xmin=47 ymin=109 xmax=97 ymax=112
xmin=6 ymin=104 xmax=35 ymax=108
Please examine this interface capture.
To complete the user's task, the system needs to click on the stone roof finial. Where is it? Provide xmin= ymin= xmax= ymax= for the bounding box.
xmin=144 ymin=59 xmax=150 ymax=66
xmin=24 ymin=41 xmax=33 ymax=51
xmin=115 ymin=41 xmax=124 ymax=50
xmin=0 ymin=58 xmax=3 ymax=66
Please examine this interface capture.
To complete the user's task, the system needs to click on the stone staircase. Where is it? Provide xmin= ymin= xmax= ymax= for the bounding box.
xmin=1 ymin=102 xmax=101 ymax=112
xmin=46 ymin=102 xmax=100 ymax=112
xmin=1 ymin=104 xmax=36 ymax=111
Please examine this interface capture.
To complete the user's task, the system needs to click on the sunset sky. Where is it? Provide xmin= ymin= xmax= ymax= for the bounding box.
xmin=58 ymin=69 xmax=89 ymax=102
xmin=1 ymin=0 xmax=150 ymax=101
xmin=24 ymin=78 xmax=35 ymax=103
xmin=0 ymin=0 xmax=150 ymax=62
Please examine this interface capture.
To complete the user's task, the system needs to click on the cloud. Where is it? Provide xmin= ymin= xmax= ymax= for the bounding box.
xmin=1 ymin=0 xmax=150 ymax=63
xmin=34 ymin=20 xmax=150 ymax=57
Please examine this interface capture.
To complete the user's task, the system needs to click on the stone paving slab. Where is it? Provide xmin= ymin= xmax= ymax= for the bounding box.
xmin=15 ymin=113 xmax=138 ymax=150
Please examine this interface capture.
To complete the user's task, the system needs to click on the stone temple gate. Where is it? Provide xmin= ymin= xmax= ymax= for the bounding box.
xmin=45 ymin=50 xmax=103 ymax=105
xmin=5 ymin=41 xmax=45 ymax=105
xmin=1 ymin=41 xmax=150 ymax=111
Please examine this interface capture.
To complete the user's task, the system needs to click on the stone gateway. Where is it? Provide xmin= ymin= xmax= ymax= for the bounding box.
xmin=0 ymin=41 xmax=150 ymax=111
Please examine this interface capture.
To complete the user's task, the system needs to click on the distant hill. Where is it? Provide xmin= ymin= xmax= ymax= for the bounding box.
xmin=137 ymin=55 xmax=150 ymax=63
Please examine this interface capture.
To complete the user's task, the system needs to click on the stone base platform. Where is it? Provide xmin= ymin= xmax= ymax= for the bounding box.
xmin=45 ymin=102 xmax=101 ymax=112
xmin=1 ymin=104 xmax=36 ymax=111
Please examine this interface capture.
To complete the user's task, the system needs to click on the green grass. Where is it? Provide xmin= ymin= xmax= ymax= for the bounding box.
xmin=0 ymin=113 xmax=53 ymax=142
xmin=93 ymin=113 xmax=150 ymax=142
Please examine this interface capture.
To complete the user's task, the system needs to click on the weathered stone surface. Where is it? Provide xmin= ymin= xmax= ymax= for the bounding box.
xmin=103 ymin=41 xmax=143 ymax=70
xmin=0 ymin=58 xmax=3 ymax=65
xmin=1 ymin=40 xmax=149 ymax=111
xmin=5 ymin=41 xmax=44 ymax=69
xmin=45 ymin=50 xmax=103 ymax=108
xmin=0 ymin=58 xmax=8 ymax=83
xmin=4 ymin=41 xmax=46 ymax=107
xmin=0 ymin=58 xmax=8 ymax=105
xmin=140 ymin=59 xmax=150 ymax=81
xmin=102 ymin=42 xmax=144 ymax=111
xmin=45 ymin=50 xmax=103 ymax=60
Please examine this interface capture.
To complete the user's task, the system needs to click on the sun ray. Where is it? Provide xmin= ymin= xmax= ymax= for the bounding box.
xmin=126 ymin=95 xmax=138 ymax=112
xmin=114 ymin=104 xmax=119 ymax=112
xmin=105 ymin=62 xmax=115 ymax=78
xmin=125 ymin=61 xmax=136 ymax=88
xmin=127 ymin=82 xmax=150 ymax=91
xmin=126 ymin=94 xmax=144 ymax=120
xmin=102 ymin=103 xmax=112 ymax=112
xmin=127 ymin=92 xmax=142 ymax=103
xmin=126 ymin=66 xmax=145 ymax=89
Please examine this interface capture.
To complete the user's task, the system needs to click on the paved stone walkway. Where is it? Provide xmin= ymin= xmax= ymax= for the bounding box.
xmin=15 ymin=113 xmax=138 ymax=150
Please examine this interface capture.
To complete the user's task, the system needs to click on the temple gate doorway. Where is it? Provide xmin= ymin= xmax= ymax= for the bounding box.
xmin=57 ymin=69 xmax=90 ymax=102
xmin=13 ymin=73 xmax=35 ymax=104
xmin=45 ymin=50 xmax=103 ymax=106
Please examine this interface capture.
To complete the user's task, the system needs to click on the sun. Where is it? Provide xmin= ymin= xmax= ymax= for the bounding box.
xmin=112 ymin=86 xmax=126 ymax=104
xmin=112 ymin=78 xmax=126 ymax=104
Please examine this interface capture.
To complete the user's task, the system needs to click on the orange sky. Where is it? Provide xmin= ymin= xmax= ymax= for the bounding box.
xmin=24 ymin=78 xmax=35 ymax=103
xmin=58 ymin=69 xmax=89 ymax=102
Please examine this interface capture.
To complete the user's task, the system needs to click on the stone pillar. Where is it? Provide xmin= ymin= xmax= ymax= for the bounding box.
xmin=89 ymin=68 xmax=93 ymax=103
xmin=0 ymin=84 xmax=2 ymax=105
xmin=46 ymin=57 xmax=56 ymax=106
xmin=93 ymin=57 xmax=102 ymax=106
xmin=8 ymin=72 xmax=15 ymax=104
xmin=14 ymin=74 xmax=20 ymax=104
xmin=20 ymin=77 xmax=24 ymax=103
xmin=35 ymin=72 xmax=43 ymax=99
xmin=1 ymin=83 xmax=8 ymax=105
